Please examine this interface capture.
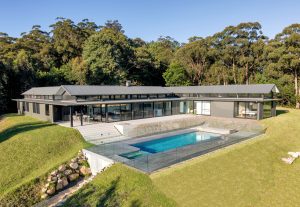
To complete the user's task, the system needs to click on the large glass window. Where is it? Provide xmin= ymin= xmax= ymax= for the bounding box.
xmin=263 ymin=102 xmax=272 ymax=118
xmin=234 ymin=102 xmax=258 ymax=119
xmin=120 ymin=104 xmax=132 ymax=121
xmin=132 ymin=103 xmax=143 ymax=119
xmin=107 ymin=104 xmax=121 ymax=122
xmin=143 ymin=102 xmax=153 ymax=118
xmin=164 ymin=102 xmax=172 ymax=116
xmin=172 ymin=101 xmax=180 ymax=115
xmin=154 ymin=102 xmax=164 ymax=117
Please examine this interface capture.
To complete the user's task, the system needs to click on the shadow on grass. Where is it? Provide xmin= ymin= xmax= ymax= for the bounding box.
xmin=96 ymin=177 xmax=138 ymax=207
xmin=0 ymin=122 xmax=54 ymax=143
xmin=276 ymin=109 xmax=289 ymax=116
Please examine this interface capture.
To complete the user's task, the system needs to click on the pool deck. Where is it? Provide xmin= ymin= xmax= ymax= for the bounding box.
xmin=86 ymin=127 xmax=264 ymax=173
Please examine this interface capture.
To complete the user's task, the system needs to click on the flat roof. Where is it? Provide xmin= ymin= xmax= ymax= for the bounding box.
xmin=21 ymin=84 xmax=280 ymax=96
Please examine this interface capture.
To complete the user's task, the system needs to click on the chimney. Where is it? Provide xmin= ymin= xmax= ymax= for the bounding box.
xmin=126 ymin=80 xmax=131 ymax=87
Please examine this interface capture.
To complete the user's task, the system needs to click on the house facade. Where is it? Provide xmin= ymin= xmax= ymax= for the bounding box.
xmin=14 ymin=84 xmax=279 ymax=127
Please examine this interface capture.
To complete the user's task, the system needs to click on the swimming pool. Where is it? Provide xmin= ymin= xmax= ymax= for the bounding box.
xmin=120 ymin=131 xmax=221 ymax=159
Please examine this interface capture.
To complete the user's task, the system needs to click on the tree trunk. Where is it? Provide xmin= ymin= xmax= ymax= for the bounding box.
xmin=232 ymin=60 xmax=237 ymax=84
xmin=245 ymin=62 xmax=249 ymax=85
xmin=295 ymin=69 xmax=300 ymax=109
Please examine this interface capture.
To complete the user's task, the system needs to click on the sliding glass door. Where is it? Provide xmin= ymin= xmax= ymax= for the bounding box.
xmin=234 ymin=102 xmax=258 ymax=119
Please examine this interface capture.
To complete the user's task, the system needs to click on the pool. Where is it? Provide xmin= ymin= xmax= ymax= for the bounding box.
xmin=120 ymin=131 xmax=221 ymax=159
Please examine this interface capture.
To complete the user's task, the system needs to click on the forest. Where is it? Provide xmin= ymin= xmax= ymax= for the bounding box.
xmin=0 ymin=18 xmax=299 ymax=114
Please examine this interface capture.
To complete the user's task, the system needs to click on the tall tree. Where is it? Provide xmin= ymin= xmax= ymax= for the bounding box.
xmin=275 ymin=24 xmax=300 ymax=108
xmin=50 ymin=18 xmax=97 ymax=64
xmin=83 ymin=27 xmax=134 ymax=84
xmin=175 ymin=38 xmax=212 ymax=85
xmin=234 ymin=22 xmax=266 ymax=84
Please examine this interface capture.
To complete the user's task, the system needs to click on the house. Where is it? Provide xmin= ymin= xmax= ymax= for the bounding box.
xmin=13 ymin=83 xmax=279 ymax=127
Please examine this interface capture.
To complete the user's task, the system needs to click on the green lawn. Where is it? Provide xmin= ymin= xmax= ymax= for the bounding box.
xmin=63 ymin=163 xmax=176 ymax=207
xmin=0 ymin=114 xmax=91 ymax=206
xmin=151 ymin=108 xmax=300 ymax=207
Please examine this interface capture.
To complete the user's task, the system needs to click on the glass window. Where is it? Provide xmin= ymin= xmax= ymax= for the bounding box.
xmin=234 ymin=102 xmax=257 ymax=119
xmin=154 ymin=102 xmax=164 ymax=117
xmin=143 ymin=102 xmax=153 ymax=118
xmin=158 ymin=94 xmax=166 ymax=98
xmin=33 ymin=103 xmax=40 ymax=114
xmin=131 ymin=95 xmax=138 ymax=99
xmin=107 ymin=104 xmax=120 ymax=122
xmin=172 ymin=101 xmax=180 ymax=115
xmin=263 ymin=102 xmax=272 ymax=118
xmin=132 ymin=103 xmax=143 ymax=119
xmin=164 ymin=102 xmax=172 ymax=116
xmin=149 ymin=94 xmax=157 ymax=99
xmin=120 ymin=104 xmax=132 ymax=121
xmin=45 ymin=104 xmax=49 ymax=116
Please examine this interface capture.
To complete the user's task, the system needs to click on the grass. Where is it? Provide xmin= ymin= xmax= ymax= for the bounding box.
xmin=62 ymin=163 xmax=176 ymax=207
xmin=0 ymin=114 xmax=91 ymax=206
xmin=151 ymin=108 xmax=300 ymax=207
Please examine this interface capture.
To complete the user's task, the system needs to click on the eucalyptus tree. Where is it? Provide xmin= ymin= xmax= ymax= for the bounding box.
xmin=212 ymin=26 xmax=241 ymax=84
xmin=148 ymin=36 xmax=179 ymax=70
xmin=0 ymin=32 xmax=16 ymax=65
xmin=50 ymin=18 xmax=98 ymax=65
xmin=274 ymin=24 xmax=300 ymax=108
xmin=175 ymin=38 xmax=212 ymax=85
xmin=234 ymin=22 xmax=266 ymax=84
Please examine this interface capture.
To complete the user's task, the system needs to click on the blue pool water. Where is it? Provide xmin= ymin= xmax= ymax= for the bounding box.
xmin=120 ymin=131 xmax=221 ymax=159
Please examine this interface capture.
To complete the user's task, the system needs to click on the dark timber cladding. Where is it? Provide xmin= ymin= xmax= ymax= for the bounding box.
xmin=14 ymin=84 xmax=280 ymax=126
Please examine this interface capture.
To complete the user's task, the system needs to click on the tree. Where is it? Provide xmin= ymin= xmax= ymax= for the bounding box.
xmin=234 ymin=22 xmax=266 ymax=84
xmin=15 ymin=25 xmax=54 ymax=71
xmin=101 ymin=20 xmax=124 ymax=33
xmin=274 ymin=24 xmax=300 ymax=108
xmin=0 ymin=62 xmax=9 ymax=114
xmin=131 ymin=46 xmax=163 ymax=85
xmin=50 ymin=18 xmax=97 ymax=64
xmin=60 ymin=57 xmax=88 ymax=85
xmin=175 ymin=38 xmax=212 ymax=85
xmin=163 ymin=62 xmax=192 ymax=86
xmin=148 ymin=36 xmax=179 ymax=69
xmin=83 ymin=27 xmax=134 ymax=84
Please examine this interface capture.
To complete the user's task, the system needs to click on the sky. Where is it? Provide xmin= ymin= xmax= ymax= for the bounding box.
xmin=1 ymin=0 xmax=300 ymax=43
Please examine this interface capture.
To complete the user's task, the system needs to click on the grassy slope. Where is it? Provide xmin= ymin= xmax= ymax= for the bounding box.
xmin=0 ymin=114 xmax=91 ymax=205
xmin=151 ymin=108 xmax=300 ymax=207
xmin=63 ymin=164 xmax=176 ymax=207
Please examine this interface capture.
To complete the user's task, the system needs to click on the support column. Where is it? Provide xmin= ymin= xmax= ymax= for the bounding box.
xmin=70 ymin=106 xmax=73 ymax=127
xmin=131 ymin=103 xmax=133 ymax=120
xmin=271 ymin=101 xmax=277 ymax=117
xmin=257 ymin=102 xmax=263 ymax=120
xmin=80 ymin=106 xmax=83 ymax=126
xmin=105 ymin=104 xmax=108 ymax=122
